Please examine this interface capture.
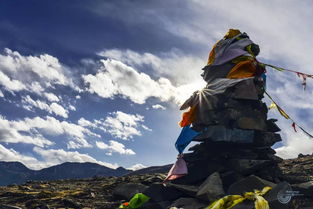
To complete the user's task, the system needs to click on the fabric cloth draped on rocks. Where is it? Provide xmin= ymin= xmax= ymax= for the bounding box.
xmin=164 ymin=154 xmax=188 ymax=182
xmin=179 ymin=78 xmax=254 ymax=127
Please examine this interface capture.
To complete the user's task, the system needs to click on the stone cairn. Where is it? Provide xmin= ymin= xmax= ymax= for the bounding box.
xmin=173 ymin=78 xmax=284 ymax=189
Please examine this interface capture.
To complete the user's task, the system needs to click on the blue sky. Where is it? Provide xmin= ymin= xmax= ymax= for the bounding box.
xmin=1 ymin=0 xmax=313 ymax=170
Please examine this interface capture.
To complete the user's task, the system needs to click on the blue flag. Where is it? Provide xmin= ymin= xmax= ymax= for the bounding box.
xmin=175 ymin=125 xmax=199 ymax=153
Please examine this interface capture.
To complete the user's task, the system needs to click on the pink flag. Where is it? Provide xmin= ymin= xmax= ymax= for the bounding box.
xmin=164 ymin=154 xmax=188 ymax=182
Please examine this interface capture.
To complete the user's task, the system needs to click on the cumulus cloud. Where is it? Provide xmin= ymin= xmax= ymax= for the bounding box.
xmin=96 ymin=140 xmax=135 ymax=155
xmin=0 ymin=90 xmax=3 ymax=97
xmin=33 ymin=147 xmax=118 ymax=169
xmin=0 ymin=144 xmax=41 ymax=169
xmin=79 ymin=111 xmax=150 ymax=140
xmin=21 ymin=96 xmax=69 ymax=118
xmin=98 ymin=49 xmax=206 ymax=85
xmin=0 ymin=144 xmax=118 ymax=170
xmin=128 ymin=163 xmax=147 ymax=171
xmin=83 ymin=59 xmax=205 ymax=105
xmin=0 ymin=116 xmax=53 ymax=147
xmin=101 ymin=111 xmax=148 ymax=140
xmin=152 ymin=104 xmax=166 ymax=110
xmin=0 ymin=115 xmax=100 ymax=149
xmin=44 ymin=93 xmax=60 ymax=102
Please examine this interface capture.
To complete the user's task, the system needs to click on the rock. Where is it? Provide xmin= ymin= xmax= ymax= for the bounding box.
xmin=196 ymin=172 xmax=225 ymax=201
xmin=0 ymin=205 xmax=23 ymax=209
xmin=193 ymin=125 xmax=255 ymax=143
xmin=236 ymin=117 xmax=267 ymax=131
xmin=232 ymin=79 xmax=259 ymax=100
xmin=25 ymin=200 xmax=50 ymax=209
xmin=253 ymin=132 xmax=282 ymax=147
xmin=292 ymin=181 xmax=313 ymax=197
xmin=61 ymin=199 xmax=81 ymax=209
xmin=220 ymin=171 xmax=244 ymax=191
xmin=266 ymin=119 xmax=281 ymax=132
xmin=169 ymin=197 xmax=208 ymax=209
xmin=173 ymin=159 xmax=225 ymax=184
xmin=143 ymin=183 xmax=183 ymax=202
xmin=263 ymin=182 xmax=292 ymax=209
xmin=140 ymin=200 xmax=172 ymax=209
xmin=227 ymin=159 xmax=273 ymax=175
xmin=227 ymin=175 xmax=276 ymax=195
xmin=167 ymin=183 xmax=198 ymax=196
xmin=113 ymin=183 xmax=148 ymax=200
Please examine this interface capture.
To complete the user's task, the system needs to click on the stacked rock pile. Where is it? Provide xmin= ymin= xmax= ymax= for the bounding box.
xmin=174 ymin=78 xmax=283 ymax=188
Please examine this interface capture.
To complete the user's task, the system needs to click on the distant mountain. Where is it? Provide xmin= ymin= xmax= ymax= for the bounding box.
xmin=0 ymin=161 xmax=131 ymax=186
xmin=127 ymin=164 xmax=172 ymax=175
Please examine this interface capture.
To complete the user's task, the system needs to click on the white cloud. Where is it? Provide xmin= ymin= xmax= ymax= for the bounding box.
xmin=0 ymin=90 xmax=4 ymax=97
xmin=98 ymin=49 xmax=206 ymax=85
xmin=50 ymin=102 xmax=68 ymax=118
xmin=96 ymin=140 xmax=135 ymax=155
xmin=21 ymin=96 xmax=68 ymax=118
xmin=44 ymin=92 xmax=60 ymax=102
xmin=0 ymin=144 xmax=41 ymax=169
xmin=0 ymin=116 xmax=53 ymax=147
xmin=79 ymin=111 xmax=150 ymax=140
xmin=128 ymin=163 xmax=147 ymax=171
xmin=0 ymin=115 xmax=100 ymax=149
xmin=0 ymin=71 xmax=26 ymax=92
xmin=75 ymin=95 xmax=81 ymax=99
xmin=152 ymin=104 xmax=166 ymax=110
xmin=101 ymin=111 xmax=147 ymax=140
xmin=33 ymin=147 xmax=118 ymax=169
xmin=0 ymin=48 xmax=80 ymax=100
xmin=82 ymin=59 xmax=205 ymax=105
xmin=0 ymin=144 xmax=118 ymax=170
xmin=69 ymin=105 xmax=76 ymax=111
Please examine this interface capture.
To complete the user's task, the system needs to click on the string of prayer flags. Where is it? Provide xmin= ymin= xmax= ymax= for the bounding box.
xmin=265 ymin=91 xmax=313 ymax=138
xmin=262 ymin=63 xmax=313 ymax=90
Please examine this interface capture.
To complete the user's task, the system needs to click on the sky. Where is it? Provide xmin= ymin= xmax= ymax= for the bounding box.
xmin=1 ymin=0 xmax=313 ymax=170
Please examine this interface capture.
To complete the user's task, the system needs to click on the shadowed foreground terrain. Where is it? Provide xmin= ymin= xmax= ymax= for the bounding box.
xmin=0 ymin=154 xmax=313 ymax=209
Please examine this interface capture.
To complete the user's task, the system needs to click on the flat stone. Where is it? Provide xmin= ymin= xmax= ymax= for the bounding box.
xmin=220 ymin=171 xmax=244 ymax=191
xmin=169 ymin=197 xmax=208 ymax=209
xmin=253 ymin=132 xmax=282 ymax=147
xmin=173 ymin=160 xmax=225 ymax=185
xmin=113 ymin=183 xmax=148 ymax=200
xmin=232 ymin=79 xmax=259 ymax=100
xmin=266 ymin=119 xmax=281 ymax=132
xmin=0 ymin=205 xmax=23 ymax=209
xmin=263 ymin=182 xmax=292 ymax=209
xmin=236 ymin=116 xmax=267 ymax=131
xmin=227 ymin=159 xmax=273 ymax=175
xmin=197 ymin=172 xmax=225 ymax=201
xmin=292 ymin=181 xmax=313 ymax=197
xmin=193 ymin=125 xmax=254 ymax=143
xmin=167 ymin=183 xmax=198 ymax=196
xmin=143 ymin=183 xmax=183 ymax=202
xmin=228 ymin=175 xmax=276 ymax=195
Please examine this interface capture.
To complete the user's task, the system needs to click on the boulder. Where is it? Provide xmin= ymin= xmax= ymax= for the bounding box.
xmin=0 ymin=205 xmax=23 ymax=209
xmin=236 ymin=117 xmax=267 ymax=131
xmin=169 ymin=197 xmax=208 ymax=209
xmin=227 ymin=175 xmax=276 ymax=195
xmin=253 ymin=132 xmax=282 ymax=147
xmin=113 ymin=183 xmax=148 ymax=200
xmin=143 ymin=183 xmax=183 ymax=202
xmin=227 ymin=159 xmax=273 ymax=175
xmin=292 ymin=181 xmax=313 ymax=197
xmin=193 ymin=125 xmax=255 ymax=143
xmin=167 ymin=183 xmax=198 ymax=197
xmin=196 ymin=172 xmax=225 ymax=201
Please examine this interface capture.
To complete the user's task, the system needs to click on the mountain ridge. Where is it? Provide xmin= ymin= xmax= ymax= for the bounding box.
xmin=0 ymin=161 xmax=132 ymax=186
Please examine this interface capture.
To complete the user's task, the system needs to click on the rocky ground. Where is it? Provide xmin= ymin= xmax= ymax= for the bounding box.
xmin=0 ymin=155 xmax=313 ymax=209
